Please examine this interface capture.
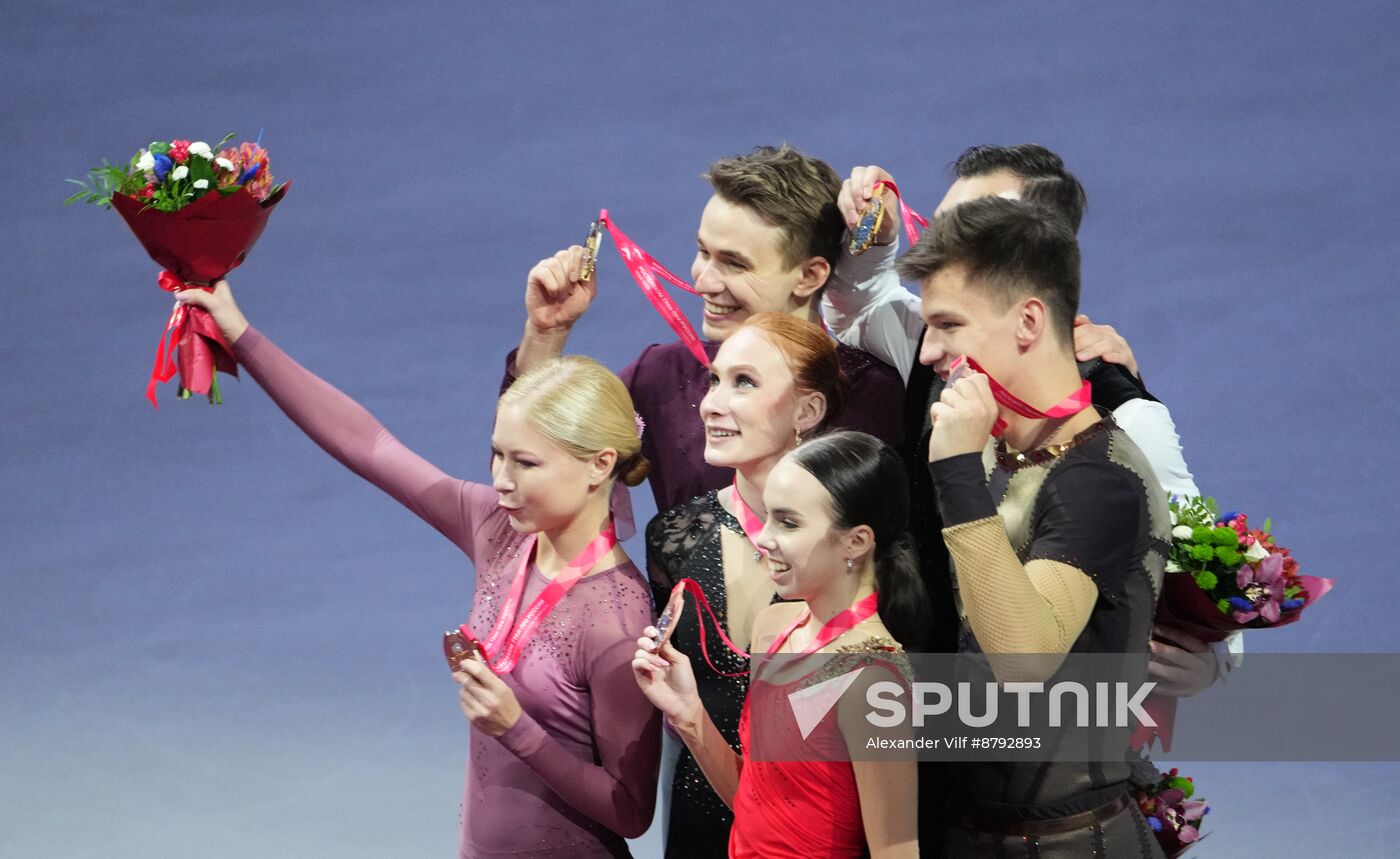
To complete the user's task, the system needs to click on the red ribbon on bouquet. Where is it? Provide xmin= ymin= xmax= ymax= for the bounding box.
xmin=596 ymin=210 xmax=711 ymax=367
xmin=872 ymin=179 xmax=930 ymax=246
xmin=111 ymin=183 xmax=288 ymax=408
xmin=948 ymin=355 xmax=1093 ymax=438
xmin=146 ymin=273 xmax=237 ymax=408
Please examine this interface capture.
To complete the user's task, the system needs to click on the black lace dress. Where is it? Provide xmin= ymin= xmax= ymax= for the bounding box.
xmin=645 ymin=491 xmax=778 ymax=859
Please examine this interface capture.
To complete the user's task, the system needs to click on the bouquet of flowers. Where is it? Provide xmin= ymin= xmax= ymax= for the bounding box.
xmin=1159 ymin=496 xmax=1332 ymax=638
xmin=1134 ymin=767 xmax=1209 ymax=857
xmin=68 ymin=134 xmax=288 ymax=407
xmin=1132 ymin=495 xmax=1334 ymax=750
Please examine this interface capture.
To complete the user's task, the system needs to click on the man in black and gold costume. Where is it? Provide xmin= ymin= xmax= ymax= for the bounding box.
xmin=903 ymin=197 xmax=1171 ymax=857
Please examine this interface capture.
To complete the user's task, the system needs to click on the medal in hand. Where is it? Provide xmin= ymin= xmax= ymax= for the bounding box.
xmin=579 ymin=219 xmax=603 ymax=282
xmin=847 ymin=195 xmax=886 ymax=255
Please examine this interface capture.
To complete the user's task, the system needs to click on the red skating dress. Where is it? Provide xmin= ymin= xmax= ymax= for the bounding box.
xmin=728 ymin=620 xmax=907 ymax=859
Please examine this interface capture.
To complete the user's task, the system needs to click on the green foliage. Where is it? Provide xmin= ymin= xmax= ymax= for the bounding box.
xmin=1211 ymin=526 xmax=1239 ymax=546
xmin=1165 ymin=774 xmax=1194 ymax=797
xmin=189 ymin=155 xmax=215 ymax=185
xmin=1217 ymin=598 xmax=1231 ymax=614
xmin=64 ymin=161 xmax=136 ymax=207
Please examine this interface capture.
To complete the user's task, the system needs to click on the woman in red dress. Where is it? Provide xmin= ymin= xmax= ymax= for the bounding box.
xmin=634 ymin=431 xmax=928 ymax=858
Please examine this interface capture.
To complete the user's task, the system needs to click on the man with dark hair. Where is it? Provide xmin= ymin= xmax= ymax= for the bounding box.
xmin=909 ymin=196 xmax=1170 ymax=856
xmin=824 ymin=147 xmax=1221 ymax=855
xmin=825 ymin=146 xmax=1206 ymax=650
xmin=508 ymin=144 xmax=903 ymax=513
xmin=949 ymin=144 xmax=1088 ymax=231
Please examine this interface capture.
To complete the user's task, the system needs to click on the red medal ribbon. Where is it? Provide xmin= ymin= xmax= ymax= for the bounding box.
xmin=729 ymin=476 xmax=766 ymax=559
xmin=146 ymin=272 xmax=232 ymax=409
xmin=668 ymin=577 xmax=753 ymax=677
xmin=872 ymin=179 xmax=930 ymax=246
xmin=597 ymin=210 xmax=711 ymax=367
xmin=767 ymin=591 xmax=881 ymax=656
xmin=473 ymin=520 xmax=619 ymax=673
xmin=948 ymin=355 xmax=1093 ymax=438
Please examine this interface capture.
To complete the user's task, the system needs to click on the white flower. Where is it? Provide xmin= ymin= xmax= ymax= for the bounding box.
xmin=171 ymin=165 xmax=189 ymax=181
xmin=136 ymin=151 xmax=155 ymax=172
xmin=1244 ymin=540 xmax=1270 ymax=563
xmin=1165 ymin=561 xmax=1183 ymax=573
xmin=215 ymin=157 xmax=235 ymax=172
xmin=188 ymin=141 xmax=213 ymax=159
xmin=193 ymin=179 xmax=209 ymax=190
xmin=1172 ymin=525 xmax=1194 ymax=541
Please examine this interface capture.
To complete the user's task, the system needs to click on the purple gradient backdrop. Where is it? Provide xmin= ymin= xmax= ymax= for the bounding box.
xmin=3 ymin=1 xmax=1398 ymax=855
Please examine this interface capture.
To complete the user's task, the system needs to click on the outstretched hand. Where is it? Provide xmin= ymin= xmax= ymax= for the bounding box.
xmin=173 ymin=278 xmax=249 ymax=345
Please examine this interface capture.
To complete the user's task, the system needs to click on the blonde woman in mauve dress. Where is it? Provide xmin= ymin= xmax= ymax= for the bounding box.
xmin=177 ymin=280 xmax=660 ymax=859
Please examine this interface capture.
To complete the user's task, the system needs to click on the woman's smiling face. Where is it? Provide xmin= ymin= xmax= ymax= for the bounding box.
xmin=756 ymin=457 xmax=848 ymax=601
xmin=700 ymin=327 xmax=821 ymax=471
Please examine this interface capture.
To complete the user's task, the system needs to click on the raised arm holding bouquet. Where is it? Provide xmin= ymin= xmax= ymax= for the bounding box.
xmin=67 ymin=134 xmax=287 ymax=406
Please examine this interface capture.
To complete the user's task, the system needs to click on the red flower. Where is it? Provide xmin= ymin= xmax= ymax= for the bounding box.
xmin=140 ymin=185 xmax=155 ymax=200
xmin=170 ymin=140 xmax=191 ymax=164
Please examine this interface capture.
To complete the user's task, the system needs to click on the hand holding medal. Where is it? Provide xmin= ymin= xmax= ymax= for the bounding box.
xmin=577 ymin=219 xmax=603 ymax=283
xmin=454 ymin=655 xmax=523 ymax=738
xmin=839 ymin=166 xmax=929 ymax=254
xmin=929 ymin=355 xmax=1095 ymax=460
xmin=524 ymin=241 xmax=599 ymax=334
xmin=634 ymin=585 xmax=704 ymax=728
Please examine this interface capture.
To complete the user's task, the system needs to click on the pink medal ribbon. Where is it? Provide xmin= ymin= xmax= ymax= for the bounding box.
xmin=471 ymin=520 xmax=619 ymax=673
xmin=767 ymin=591 xmax=881 ymax=656
xmin=597 ymin=210 xmax=711 ymax=367
xmin=669 ymin=578 xmax=754 ymax=677
xmin=872 ymin=179 xmax=930 ymax=246
xmin=729 ymin=476 xmax=766 ymax=562
xmin=947 ymin=355 xmax=1093 ymax=438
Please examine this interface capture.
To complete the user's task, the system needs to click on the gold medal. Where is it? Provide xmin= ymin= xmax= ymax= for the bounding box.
xmin=579 ymin=219 xmax=603 ymax=282
xmin=847 ymin=195 xmax=886 ymax=255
